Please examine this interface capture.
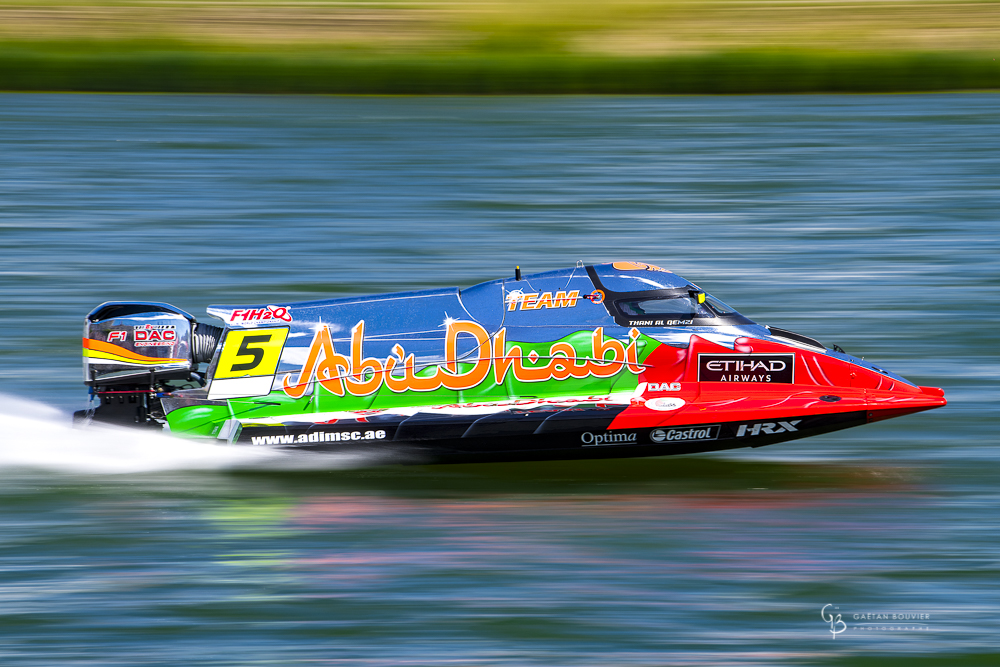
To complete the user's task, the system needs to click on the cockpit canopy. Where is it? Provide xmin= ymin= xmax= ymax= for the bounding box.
xmin=588 ymin=262 xmax=754 ymax=327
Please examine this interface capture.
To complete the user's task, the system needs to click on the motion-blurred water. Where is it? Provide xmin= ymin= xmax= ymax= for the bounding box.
xmin=0 ymin=93 xmax=997 ymax=664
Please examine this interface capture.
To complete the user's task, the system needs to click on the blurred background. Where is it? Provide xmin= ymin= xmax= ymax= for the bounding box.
xmin=3 ymin=0 xmax=999 ymax=52
xmin=0 ymin=2 xmax=999 ymax=665
xmin=1 ymin=92 xmax=998 ymax=664
xmin=1 ymin=0 xmax=998 ymax=92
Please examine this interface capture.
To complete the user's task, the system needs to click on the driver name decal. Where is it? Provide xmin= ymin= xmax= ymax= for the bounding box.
xmin=698 ymin=353 xmax=795 ymax=383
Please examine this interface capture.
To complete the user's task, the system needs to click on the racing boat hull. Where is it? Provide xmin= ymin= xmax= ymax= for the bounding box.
xmin=77 ymin=262 xmax=945 ymax=463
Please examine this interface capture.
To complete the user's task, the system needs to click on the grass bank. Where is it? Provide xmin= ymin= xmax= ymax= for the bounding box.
xmin=2 ymin=1 xmax=999 ymax=94
xmin=2 ymin=43 xmax=999 ymax=94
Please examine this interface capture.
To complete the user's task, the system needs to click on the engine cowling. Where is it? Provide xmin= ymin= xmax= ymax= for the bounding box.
xmin=79 ymin=302 xmax=224 ymax=426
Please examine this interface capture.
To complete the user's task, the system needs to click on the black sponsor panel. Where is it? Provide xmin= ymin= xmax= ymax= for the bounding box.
xmin=698 ymin=353 xmax=795 ymax=383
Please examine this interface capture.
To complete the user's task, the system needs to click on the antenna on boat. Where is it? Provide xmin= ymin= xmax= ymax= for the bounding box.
xmin=515 ymin=266 xmax=521 ymax=281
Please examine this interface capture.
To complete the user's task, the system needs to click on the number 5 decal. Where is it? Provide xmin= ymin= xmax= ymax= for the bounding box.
xmin=228 ymin=334 xmax=271 ymax=373
xmin=209 ymin=327 xmax=289 ymax=400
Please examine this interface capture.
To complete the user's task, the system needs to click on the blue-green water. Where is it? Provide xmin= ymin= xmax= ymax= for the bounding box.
xmin=0 ymin=94 xmax=997 ymax=664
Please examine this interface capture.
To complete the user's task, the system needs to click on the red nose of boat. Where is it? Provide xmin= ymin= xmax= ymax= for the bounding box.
xmin=866 ymin=384 xmax=947 ymax=423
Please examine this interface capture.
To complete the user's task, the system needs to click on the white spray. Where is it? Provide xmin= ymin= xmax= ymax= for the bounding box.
xmin=0 ymin=394 xmax=375 ymax=474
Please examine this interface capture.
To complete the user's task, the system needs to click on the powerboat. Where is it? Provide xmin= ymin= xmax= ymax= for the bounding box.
xmin=76 ymin=262 xmax=946 ymax=463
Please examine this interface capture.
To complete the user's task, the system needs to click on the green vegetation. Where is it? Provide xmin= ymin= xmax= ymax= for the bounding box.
xmin=1 ymin=44 xmax=997 ymax=94
xmin=1 ymin=1 xmax=998 ymax=93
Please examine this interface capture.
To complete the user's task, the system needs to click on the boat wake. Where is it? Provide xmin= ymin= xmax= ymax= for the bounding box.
xmin=0 ymin=395 xmax=377 ymax=475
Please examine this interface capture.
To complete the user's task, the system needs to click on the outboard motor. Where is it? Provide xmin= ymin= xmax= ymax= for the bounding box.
xmin=76 ymin=302 xmax=223 ymax=427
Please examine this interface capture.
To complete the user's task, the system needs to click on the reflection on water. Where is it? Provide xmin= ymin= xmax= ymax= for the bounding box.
xmin=3 ymin=458 xmax=991 ymax=664
xmin=0 ymin=93 xmax=997 ymax=664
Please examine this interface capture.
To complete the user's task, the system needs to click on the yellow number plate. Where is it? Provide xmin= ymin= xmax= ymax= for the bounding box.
xmin=215 ymin=327 xmax=289 ymax=379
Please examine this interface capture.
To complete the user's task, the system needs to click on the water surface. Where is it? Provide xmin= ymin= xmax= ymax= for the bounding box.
xmin=0 ymin=93 xmax=997 ymax=664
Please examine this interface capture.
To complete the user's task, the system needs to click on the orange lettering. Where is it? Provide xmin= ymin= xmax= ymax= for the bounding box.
xmin=442 ymin=321 xmax=492 ymax=390
xmin=282 ymin=320 xmax=641 ymax=400
xmin=317 ymin=348 xmax=350 ymax=397
xmin=588 ymin=327 xmax=626 ymax=378
xmin=547 ymin=341 xmax=576 ymax=380
xmin=384 ymin=345 xmax=410 ymax=393
xmin=514 ymin=350 xmax=553 ymax=382
xmin=553 ymin=290 xmax=580 ymax=308
xmin=493 ymin=329 xmax=519 ymax=384
xmin=344 ymin=321 xmax=383 ymax=395
xmin=626 ymin=327 xmax=644 ymax=373
xmin=283 ymin=326 xmax=343 ymax=398
xmin=404 ymin=352 xmax=442 ymax=392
